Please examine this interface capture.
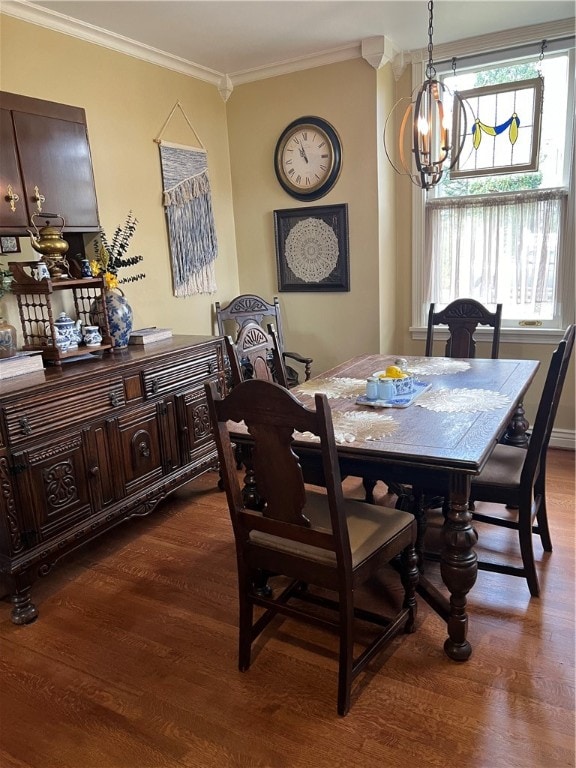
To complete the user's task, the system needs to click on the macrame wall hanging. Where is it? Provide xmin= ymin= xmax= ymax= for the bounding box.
xmin=155 ymin=101 xmax=218 ymax=296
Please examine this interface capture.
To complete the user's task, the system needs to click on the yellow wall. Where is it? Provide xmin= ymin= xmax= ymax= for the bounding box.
xmin=226 ymin=58 xmax=387 ymax=374
xmin=0 ymin=15 xmax=240 ymax=337
xmin=1 ymin=14 xmax=574 ymax=437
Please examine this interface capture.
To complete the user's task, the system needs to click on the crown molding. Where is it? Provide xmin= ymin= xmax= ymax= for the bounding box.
xmin=3 ymin=2 xmax=574 ymax=97
xmin=228 ymin=42 xmax=361 ymax=87
xmin=361 ymin=36 xmax=398 ymax=70
xmin=1 ymin=0 xmax=223 ymax=86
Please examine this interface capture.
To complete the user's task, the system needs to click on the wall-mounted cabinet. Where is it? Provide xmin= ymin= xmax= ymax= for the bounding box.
xmin=0 ymin=92 xmax=100 ymax=234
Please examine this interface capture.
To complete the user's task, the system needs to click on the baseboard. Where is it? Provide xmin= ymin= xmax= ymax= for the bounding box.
xmin=549 ymin=428 xmax=575 ymax=451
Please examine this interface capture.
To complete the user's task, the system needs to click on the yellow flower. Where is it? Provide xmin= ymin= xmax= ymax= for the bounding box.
xmin=89 ymin=259 xmax=101 ymax=276
xmin=104 ymin=272 xmax=119 ymax=291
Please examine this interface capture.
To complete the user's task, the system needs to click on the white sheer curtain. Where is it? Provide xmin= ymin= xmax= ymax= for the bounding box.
xmin=424 ymin=188 xmax=568 ymax=320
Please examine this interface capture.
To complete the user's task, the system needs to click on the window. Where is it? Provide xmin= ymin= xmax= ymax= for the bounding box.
xmin=414 ymin=43 xmax=574 ymax=333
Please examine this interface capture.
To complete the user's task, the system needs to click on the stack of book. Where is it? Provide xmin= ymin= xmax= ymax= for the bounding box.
xmin=0 ymin=351 xmax=45 ymax=380
xmin=129 ymin=327 xmax=173 ymax=346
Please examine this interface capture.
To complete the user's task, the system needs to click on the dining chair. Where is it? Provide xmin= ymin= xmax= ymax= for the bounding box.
xmin=364 ymin=300 xmax=503 ymax=506
xmin=226 ymin=320 xmax=288 ymax=389
xmin=425 ymin=298 xmax=503 ymax=359
xmin=469 ymin=324 xmax=575 ymax=596
xmin=205 ymin=377 xmax=418 ymax=716
xmin=215 ymin=293 xmax=313 ymax=387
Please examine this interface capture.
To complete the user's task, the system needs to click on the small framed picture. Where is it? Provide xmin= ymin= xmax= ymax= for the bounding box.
xmin=274 ymin=203 xmax=350 ymax=292
xmin=0 ymin=236 xmax=20 ymax=254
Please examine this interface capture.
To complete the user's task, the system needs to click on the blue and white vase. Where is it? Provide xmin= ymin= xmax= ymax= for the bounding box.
xmin=104 ymin=288 xmax=133 ymax=349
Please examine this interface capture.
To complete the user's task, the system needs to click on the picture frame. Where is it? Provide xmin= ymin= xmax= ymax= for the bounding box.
xmin=0 ymin=236 xmax=20 ymax=254
xmin=274 ymin=203 xmax=349 ymax=292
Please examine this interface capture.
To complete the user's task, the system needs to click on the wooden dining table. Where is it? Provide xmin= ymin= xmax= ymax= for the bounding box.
xmin=231 ymin=353 xmax=540 ymax=661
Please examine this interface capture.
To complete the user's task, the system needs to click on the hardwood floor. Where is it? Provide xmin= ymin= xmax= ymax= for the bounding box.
xmin=0 ymin=450 xmax=574 ymax=768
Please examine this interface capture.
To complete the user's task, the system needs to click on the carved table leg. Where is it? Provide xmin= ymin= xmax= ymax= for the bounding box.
xmin=502 ymin=401 xmax=530 ymax=448
xmin=407 ymin=488 xmax=427 ymax=573
xmin=10 ymin=574 xmax=39 ymax=625
xmin=440 ymin=473 xmax=478 ymax=661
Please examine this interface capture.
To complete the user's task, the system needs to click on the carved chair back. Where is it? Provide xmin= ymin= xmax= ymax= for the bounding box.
xmin=215 ymin=294 xmax=312 ymax=386
xmin=225 ymin=321 xmax=288 ymax=389
xmin=425 ymin=299 xmax=502 ymax=358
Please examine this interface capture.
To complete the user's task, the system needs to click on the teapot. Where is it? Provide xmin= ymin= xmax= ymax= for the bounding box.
xmin=27 ymin=214 xmax=69 ymax=257
xmin=50 ymin=312 xmax=82 ymax=349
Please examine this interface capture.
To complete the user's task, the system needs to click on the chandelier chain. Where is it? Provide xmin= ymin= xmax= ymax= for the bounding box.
xmin=426 ymin=0 xmax=436 ymax=79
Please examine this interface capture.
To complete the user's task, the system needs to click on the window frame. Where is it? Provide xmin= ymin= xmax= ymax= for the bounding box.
xmin=411 ymin=41 xmax=575 ymax=342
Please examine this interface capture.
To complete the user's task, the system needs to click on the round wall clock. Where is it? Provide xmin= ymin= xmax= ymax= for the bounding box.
xmin=274 ymin=116 xmax=342 ymax=201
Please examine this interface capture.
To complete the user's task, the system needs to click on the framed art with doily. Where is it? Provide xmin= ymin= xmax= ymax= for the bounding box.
xmin=273 ymin=203 xmax=349 ymax=292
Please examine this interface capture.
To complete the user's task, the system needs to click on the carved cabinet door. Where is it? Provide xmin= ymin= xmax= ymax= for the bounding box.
xmin=11 ymin=432 xmax=93 ymax=547
xmin=108 ymin=402 xmax=165 ymax=497
xmin=175 ymin=386 xmax=217 ymax=466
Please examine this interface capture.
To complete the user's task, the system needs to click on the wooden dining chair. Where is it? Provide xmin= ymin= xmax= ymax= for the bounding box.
xmin=469 ymin=324 xmax=575 ymax=596
xmin=226 ymin=321 xmax=288 ymax=389
xmin=215 ymin=294 xmax=313 ymax=387
xmin=425 ymin=298 xmax=503 ymax=359
xmin=205 ymin=377 xmax=418 ymax=716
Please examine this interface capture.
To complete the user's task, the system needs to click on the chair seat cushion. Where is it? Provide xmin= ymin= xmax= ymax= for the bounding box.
xmin=251 ymin=491 xmax=414 ymax=567
xmin=472 ymin=443 xmax=525 ymax=489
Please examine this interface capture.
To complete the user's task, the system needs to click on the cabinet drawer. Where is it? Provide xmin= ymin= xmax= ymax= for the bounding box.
xmin=3 ymin=376 xmax=125 ymax=447
xmin=142 ymin=344 xmax=222 ymax=398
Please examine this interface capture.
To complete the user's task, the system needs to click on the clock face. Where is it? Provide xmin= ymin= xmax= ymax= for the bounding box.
xmin=274 ymin=116 xmax=342 ymax=201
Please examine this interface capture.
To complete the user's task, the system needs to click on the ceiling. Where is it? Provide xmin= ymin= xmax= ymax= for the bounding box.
xmin=6 ymin=1 xmax=575 ymax=80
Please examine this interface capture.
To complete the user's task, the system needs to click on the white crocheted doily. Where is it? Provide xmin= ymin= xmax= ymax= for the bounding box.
xmin=416 ymin=388 xmax=511 ymax=412
xmin=295 ymin=377 xmax=366 ymax=399
xmin=405 ymin=357 xmax=471 ymax=376
xmin=297 ymin=410 xmax=397 ymax=444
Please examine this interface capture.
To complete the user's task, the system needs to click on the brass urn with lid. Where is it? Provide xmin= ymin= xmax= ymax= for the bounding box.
xmin=27 ymin=213 xmax=70 ymax=279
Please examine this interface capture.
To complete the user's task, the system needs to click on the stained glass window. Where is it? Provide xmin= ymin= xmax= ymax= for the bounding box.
xmin=451 ymin=77 xmax=543 ymax=178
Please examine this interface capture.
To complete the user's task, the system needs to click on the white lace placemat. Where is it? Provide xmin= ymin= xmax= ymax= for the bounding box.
xmin=406 ymin=357 xmax=471 ymax=376
xmin=297 ymin=409 xmax=397 ymax=444
xmin=416 ymin=388 xmax=511 ymax=413
xmin=294 ymin=377 xmax=366 ymax=399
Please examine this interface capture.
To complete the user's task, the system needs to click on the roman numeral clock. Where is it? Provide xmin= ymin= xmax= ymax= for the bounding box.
xmin=274 ymin=116 xmax=342 ymax=201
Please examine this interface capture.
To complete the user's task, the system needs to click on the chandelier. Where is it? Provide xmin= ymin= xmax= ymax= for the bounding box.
xmin=384 ymin=0 xmax=467 ymax=190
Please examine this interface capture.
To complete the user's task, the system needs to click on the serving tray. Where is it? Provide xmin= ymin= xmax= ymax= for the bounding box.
xmin=356 ymin=380 xmax=431 ymax=408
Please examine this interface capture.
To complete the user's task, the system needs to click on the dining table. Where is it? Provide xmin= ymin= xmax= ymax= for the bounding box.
xmin=231 ymin=353 xmax=540 ymax=661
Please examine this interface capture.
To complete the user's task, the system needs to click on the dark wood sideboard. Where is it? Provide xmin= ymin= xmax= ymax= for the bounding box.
xmin=0 ymin=335 xmax=228 ymax=624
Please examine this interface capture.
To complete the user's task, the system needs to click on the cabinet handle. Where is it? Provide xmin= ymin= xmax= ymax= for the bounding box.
xmin=33 ymin=186 xmax=46 ymax=213
xmin=6 ymin=185 xmax=20 ymax=213
xmin=207 ymin=362 xmax=215 ymax=375
xmin=88 ymin=465 xmax=100 ymax=477
xmin=109 ymin=391 xmax=121 ymax=407
xmin=150 ymin=378 xmax=159 ymax=395
xmin=19 ymin=416 xmax=32 ymax=436
xmin=138 ymin=442 xmax=150 ymax=458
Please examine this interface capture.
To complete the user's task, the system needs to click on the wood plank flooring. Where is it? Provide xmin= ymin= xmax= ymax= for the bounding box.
xmin=0 ymin=449 xmax=574 ymax=768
